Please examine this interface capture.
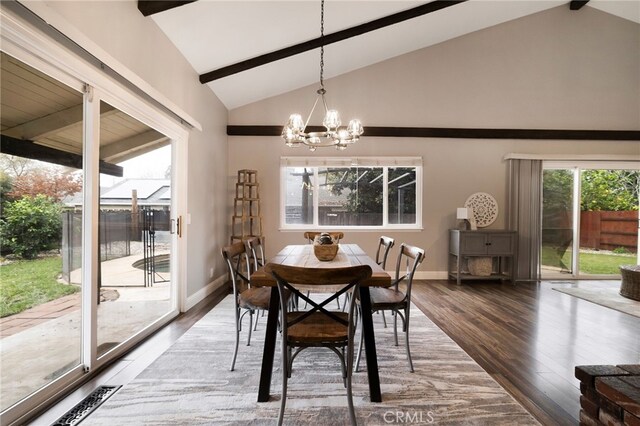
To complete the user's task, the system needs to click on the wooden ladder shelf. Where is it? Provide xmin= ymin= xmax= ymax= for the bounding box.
xmin=231 ymin=169 xmax=263 ymax=243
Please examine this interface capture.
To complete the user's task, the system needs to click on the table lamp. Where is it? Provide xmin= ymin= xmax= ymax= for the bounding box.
xmin=457 ymin=208 xmax=470 ymax=230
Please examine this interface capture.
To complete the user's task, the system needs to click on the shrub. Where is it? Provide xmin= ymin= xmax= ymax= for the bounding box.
xmin=612 ymin=247 xmax=630 ymax=254
xmin=0 ymin=195 xmax=62 ymax=259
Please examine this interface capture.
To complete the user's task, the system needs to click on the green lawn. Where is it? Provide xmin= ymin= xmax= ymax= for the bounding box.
xmin=0 ymin=256 xmax=79 ymax=318
xmin=541 ymin=246 xmax=636 ymax=275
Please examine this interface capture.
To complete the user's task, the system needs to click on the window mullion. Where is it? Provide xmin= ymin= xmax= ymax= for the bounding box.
xmin=382 ymin=167 xmax=389 ymax=227
xmin=313 ymin=168 xmax=319 ymax=227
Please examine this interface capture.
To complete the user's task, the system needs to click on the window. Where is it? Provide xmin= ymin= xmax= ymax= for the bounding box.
xmin=281 ymin=157 xmax=422 ymax=229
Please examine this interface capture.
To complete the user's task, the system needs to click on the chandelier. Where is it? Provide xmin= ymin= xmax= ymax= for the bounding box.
xmin=281 ymin=0 xmax=363 ymax=151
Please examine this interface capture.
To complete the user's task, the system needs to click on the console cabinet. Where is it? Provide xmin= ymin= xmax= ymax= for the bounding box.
xmin=448 ymin=229 xmax=517 ymax=285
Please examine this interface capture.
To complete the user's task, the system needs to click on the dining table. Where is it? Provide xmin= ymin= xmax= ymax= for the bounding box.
xmin=250 ymin=243 xmax=391 ymax=403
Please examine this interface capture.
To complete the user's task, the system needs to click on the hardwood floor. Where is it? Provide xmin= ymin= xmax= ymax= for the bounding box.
xmin=411 ymin=279 xmax=640 ymax=426
xmin=30 ymin=279 xmax=639 ymax=426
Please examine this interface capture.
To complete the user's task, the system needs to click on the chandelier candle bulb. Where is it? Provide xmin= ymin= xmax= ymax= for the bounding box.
xmin=323 ymin=110 xmax=341 ymax=130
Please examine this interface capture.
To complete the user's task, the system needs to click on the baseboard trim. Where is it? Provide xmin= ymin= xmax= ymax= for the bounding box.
xmin=185 ymin=275 xmax=228 ymax=312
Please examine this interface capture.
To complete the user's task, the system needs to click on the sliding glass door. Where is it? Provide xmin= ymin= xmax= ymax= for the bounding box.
xmin=541 ymin=162 xmax=639 ymax=278
xmin=0 ymin=52 xmax=85 ymax=412
xmin=0 ymin=40 xmax=185 ymax=423
xmin=97 ymin=100 xmax=175 ymax=358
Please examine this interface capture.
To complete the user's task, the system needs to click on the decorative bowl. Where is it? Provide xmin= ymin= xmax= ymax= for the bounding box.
xmin=313 ymin=242 xmax=339 ymax=261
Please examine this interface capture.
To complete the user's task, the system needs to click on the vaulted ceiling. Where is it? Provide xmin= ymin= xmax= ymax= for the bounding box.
xmin=142 ymin=0 xmax=640 ymax=110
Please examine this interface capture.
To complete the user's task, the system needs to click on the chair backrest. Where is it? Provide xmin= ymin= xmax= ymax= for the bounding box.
xmin=221 ymin=241 xmax=251 ymax=297
xmin=245 ymin=236 xmax=265 ymax=274
xmin=375 ymin=236 xmax=395 ymax=269
xmin=265 ymin=263 xmax=372 ymax=334
xmin=393 ymin=243 xmax=425 ymax=301
xmin=303 ymin=231 xmax=344 ymax=244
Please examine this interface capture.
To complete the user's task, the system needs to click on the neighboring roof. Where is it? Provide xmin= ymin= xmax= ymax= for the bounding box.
xmin=64 ymin=178 xmax=171 ymax=207
xmin=101 ymin=178 xmax=170 ymax=199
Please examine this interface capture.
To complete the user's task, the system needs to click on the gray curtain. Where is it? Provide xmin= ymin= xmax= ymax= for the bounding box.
xmin=507 ymin=159 xmax=542 ymax=281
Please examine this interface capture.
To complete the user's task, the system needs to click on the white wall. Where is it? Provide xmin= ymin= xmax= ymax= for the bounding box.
xmin=38 ymin=0 xmax=229 ymax=299
xmin=229 ymin=5 xmax=640 ymax=275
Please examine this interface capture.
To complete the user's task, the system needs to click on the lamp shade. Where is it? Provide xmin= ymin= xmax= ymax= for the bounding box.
xmin=456 ymin=207 xmax=470 ymax=220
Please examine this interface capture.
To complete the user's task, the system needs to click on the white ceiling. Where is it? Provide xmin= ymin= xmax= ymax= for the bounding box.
xmin=151 ymin=0 xmax=640 ymax=110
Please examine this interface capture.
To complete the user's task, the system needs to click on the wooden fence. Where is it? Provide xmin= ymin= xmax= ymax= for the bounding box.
xmin=580 ymin=210 xmax=638 ymax=253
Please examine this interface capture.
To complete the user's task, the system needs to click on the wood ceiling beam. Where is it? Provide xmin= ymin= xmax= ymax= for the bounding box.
xmin=226 ymin=125 xmax=640 ymax=141
xmin=199 ymin=0 xmax=468 ymax=84
xmin=101 ymin=130 xmax=169 ymax=163
xmin=0 ymin=135 xmax=123 ymax=177
xmin=2 ymin=104 xmax=117 ymax=141
xmin=137 ymin=1 xmax=197 ymax=17
xmin=569 ymin=1 xmax=590 ymax=10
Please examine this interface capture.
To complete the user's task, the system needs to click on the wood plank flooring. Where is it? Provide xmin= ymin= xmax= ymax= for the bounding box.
xmin=410 ymin=279 xmax=640 ymax=426
xmin=30 ymin=279 xmax=639 ymax=426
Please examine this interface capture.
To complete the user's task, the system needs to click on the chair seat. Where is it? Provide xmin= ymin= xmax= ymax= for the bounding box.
xmin=368 ymin=287 xmax=407 ymax=309
xmin=238 ymin=287 xmax=272 ymax=310
xmin=287 ymin=312 xmax=349 ymax=344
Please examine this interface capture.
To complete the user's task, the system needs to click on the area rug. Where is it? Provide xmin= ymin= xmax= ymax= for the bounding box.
xmin=553 ymin=284 xmax=640 ymax=318
xmin=84 ymin=295 xmax=538 ymax=425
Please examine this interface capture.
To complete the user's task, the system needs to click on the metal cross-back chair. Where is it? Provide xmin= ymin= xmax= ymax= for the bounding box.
xmin=356 ymin=243 xmax=424 ymax=373
xmin=246 ymin=236 xmax=268 ymax=328
xmin=373 ymin=236 xmax=395 ymax=324
xmin=265 ymin=263 xmax=372 ymax=426
xmin=302 ymin=231 xmax=346 ymax=309
xmin=342 ymin=235 xmax=397 ymax=314
xmin=376 ymin=236 xmax=395 ymax=270
xmin=221 ymin=241 xmax=273 ymax=371
xmin=246 ymin=236 xmax=266 ymax=273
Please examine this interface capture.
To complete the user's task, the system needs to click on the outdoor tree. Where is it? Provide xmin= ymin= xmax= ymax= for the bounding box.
xmin=321 ymin=167 xmax=416 ymax=225
xmin=0 ymin=154 xmax=31 ymax=178
xmin=0 ymin=195 xmax=63 ymax=259
xmin=543 ymin=169 xmax=639 ymax=214
xmin=8 ymin=169 xmax=82 ymax=202
xmin=581 ymin=170 xmax=639 ymax=211
xmin=0 ymin=171 xmax=13 ymax=217
xmin=326 ymin=168 xmax=383 ymax=211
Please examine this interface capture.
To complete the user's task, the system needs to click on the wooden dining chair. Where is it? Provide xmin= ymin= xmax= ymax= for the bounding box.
xmin=355 ymin=243 xmax=424 ymax=373
xmin=303 ymin=231 xmax=344 ymax=244
xmin=246 ymin=236 xmax=266 ymax=274
xmin=301 ymin=231 xmax=345 ymax=309
xmin=265 ymin=263 xmax=372 ymax=426
xmin=372 ymin=236 xmax=395 ymax=324
xmin=221 ymin=241 xmax=273 ymax=371
xmin=376 ymin=236 xmax=395 ymax=269
xmin=245 ymin=236 xmax=268 ymax=328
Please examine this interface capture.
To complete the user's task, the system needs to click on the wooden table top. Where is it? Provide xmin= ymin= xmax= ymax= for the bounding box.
xmin=250 ymin=244 xmax=391 ymax=287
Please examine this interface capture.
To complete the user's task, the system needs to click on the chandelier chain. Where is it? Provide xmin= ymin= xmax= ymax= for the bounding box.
xmin=319 ymin=0 xmax=325 ymax=90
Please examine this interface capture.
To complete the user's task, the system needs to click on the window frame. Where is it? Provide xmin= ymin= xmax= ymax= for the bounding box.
xmin=280 ymin=157 xmax=423 ymax=230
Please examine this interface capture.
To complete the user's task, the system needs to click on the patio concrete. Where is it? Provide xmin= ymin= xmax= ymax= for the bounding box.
xmin=0 ymin=253 xmax=172 ymax=411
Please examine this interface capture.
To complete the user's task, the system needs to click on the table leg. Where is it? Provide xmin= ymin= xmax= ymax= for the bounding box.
xmin=359 ymin=287 xmax=382 ymax=402
xmin=257 ymin=287 xmax=279 ymax=402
